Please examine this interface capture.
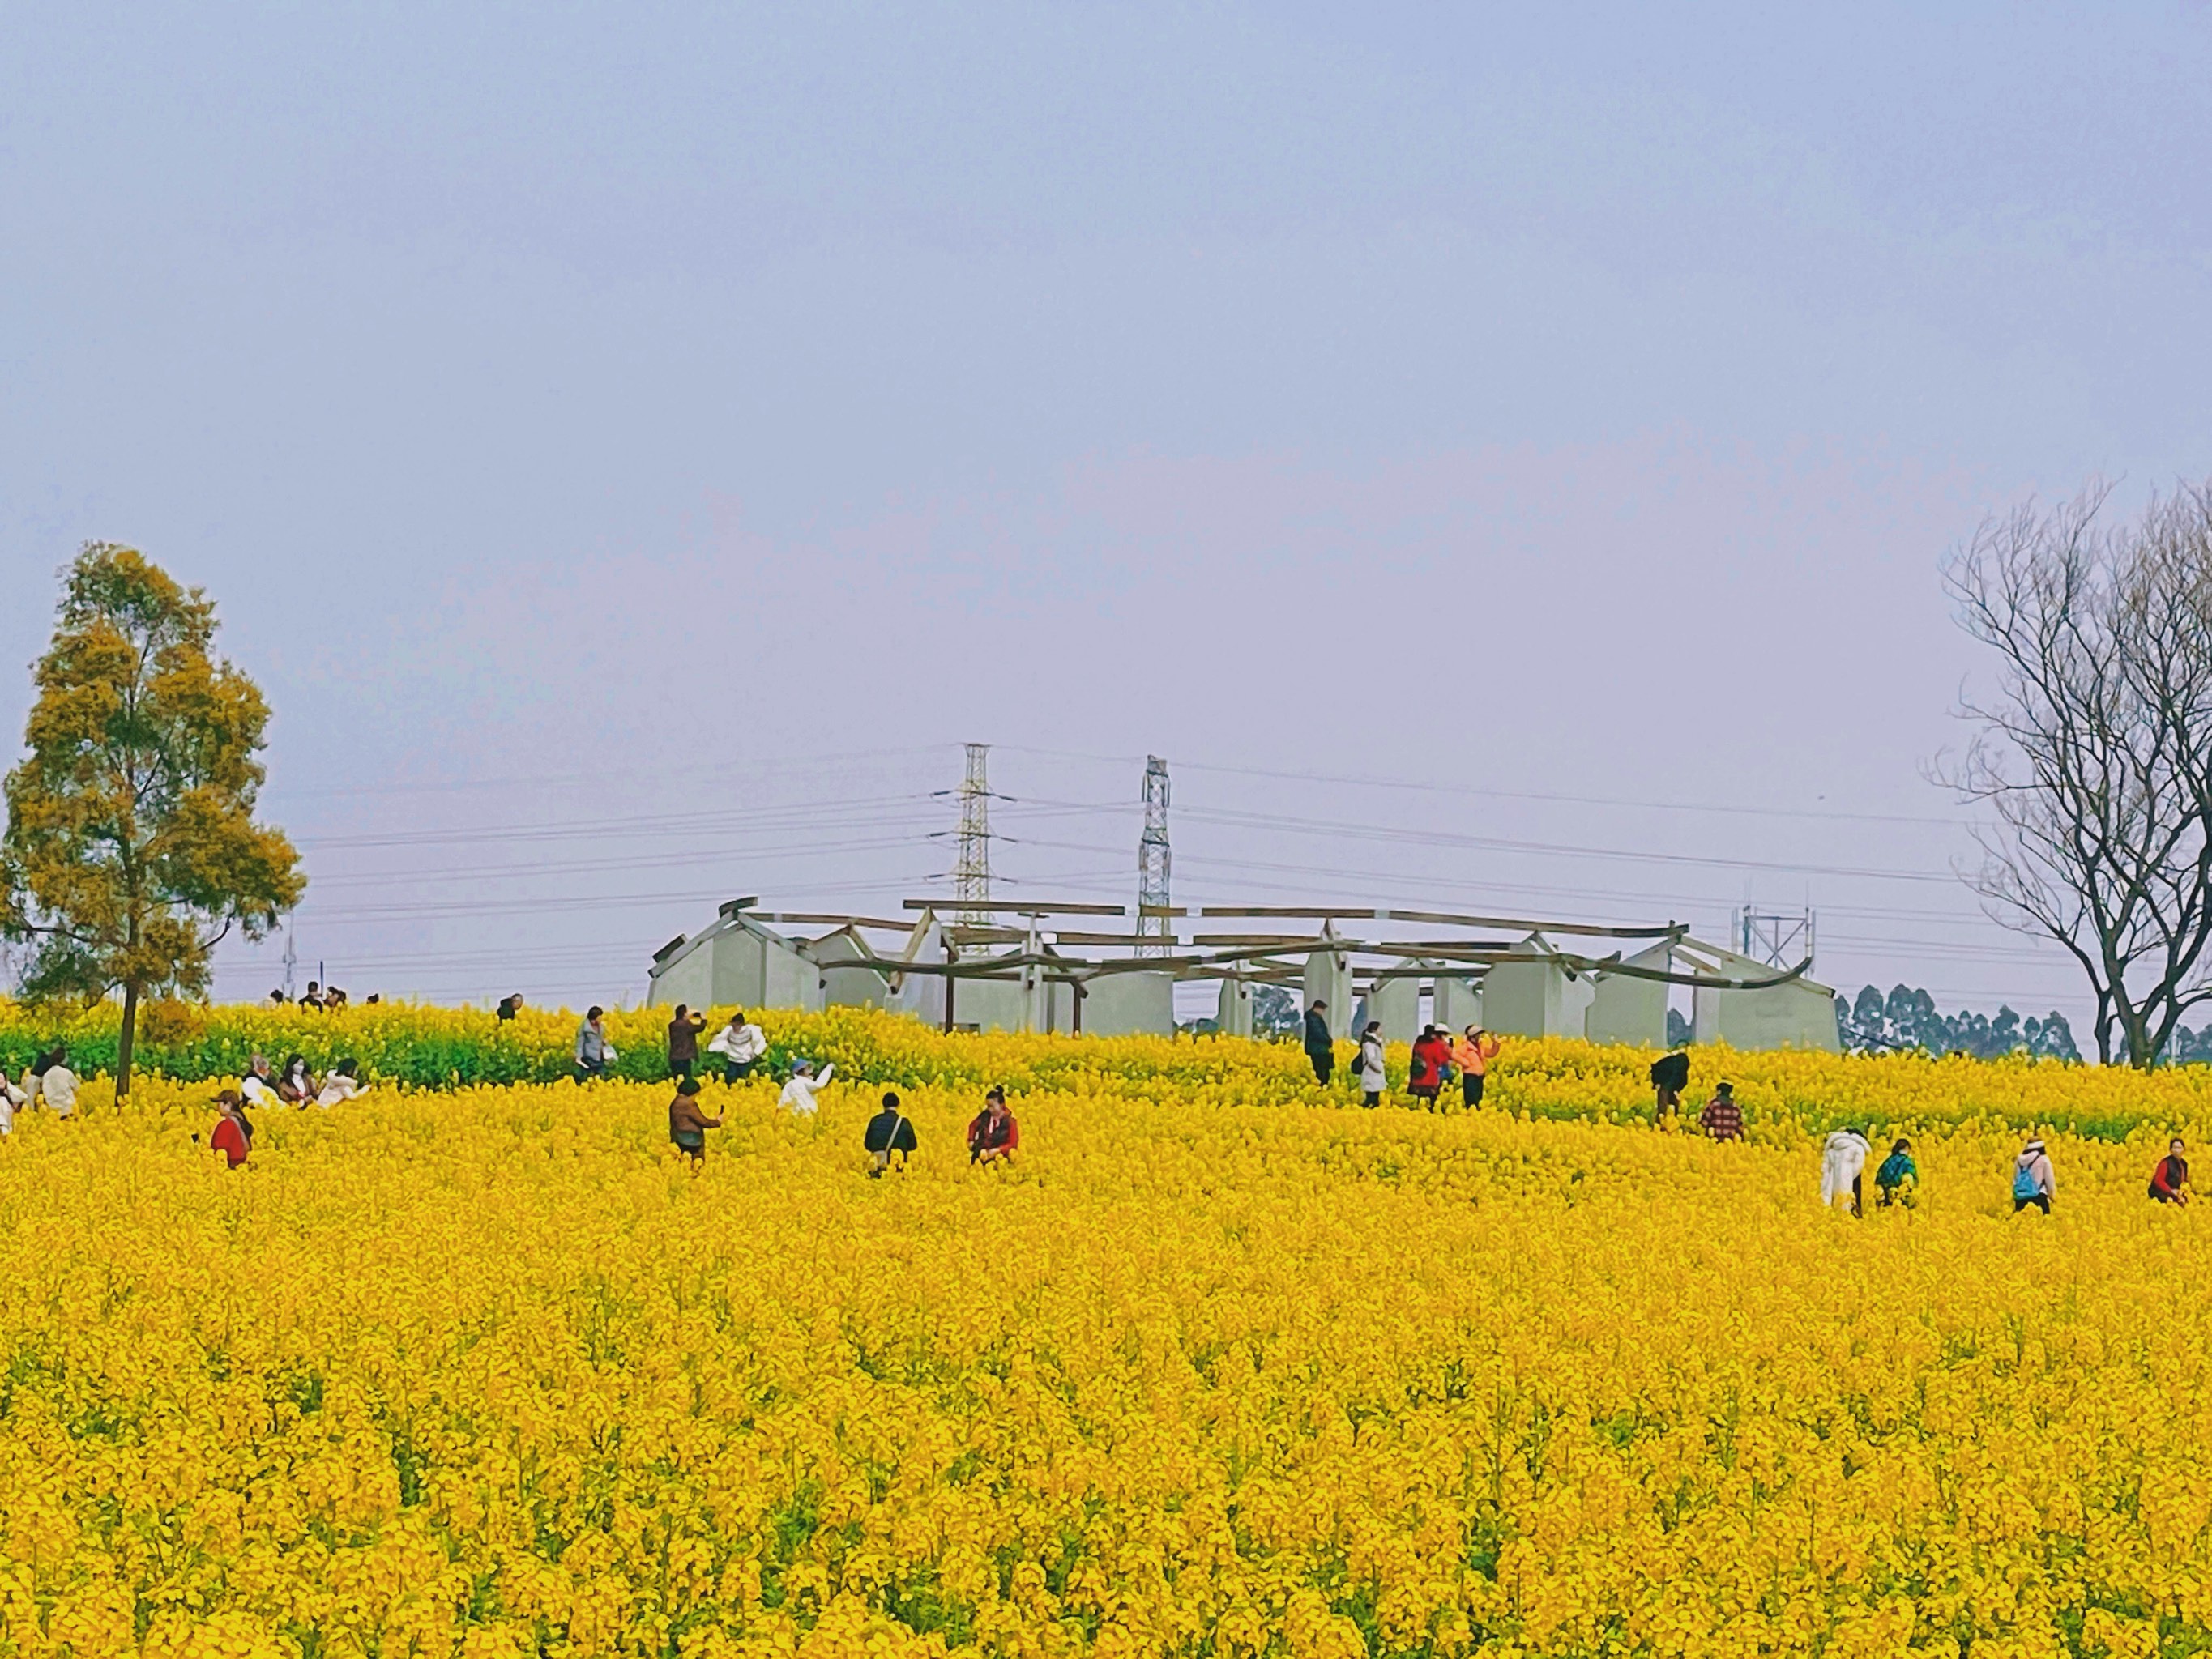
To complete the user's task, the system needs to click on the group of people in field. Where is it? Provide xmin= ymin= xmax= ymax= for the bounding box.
xmin=23 ymin=991 xmax=2199 ymax=1215
xmin=263 ymin=980 xmax=374 ymax=1009
xmin=1646 ymin=1051 xmax=2191 ymax=1219
xmin=202 ymin=1053 xmax=373 ymax=1166
xmin=643 ymin=1004 xmax=1021 ymax=1178
xmin=0 ymin=1046 xmax=82 ymax=1131
xmin=1301 ymin=999 xmax=1502 ymax=1111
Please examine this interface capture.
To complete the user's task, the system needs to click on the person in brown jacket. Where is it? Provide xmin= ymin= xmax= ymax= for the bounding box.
xmin=667 ymin=1004 xmax=707 ymax=1078
xmin=668 ymin=1077 xmax=723 ymax=1168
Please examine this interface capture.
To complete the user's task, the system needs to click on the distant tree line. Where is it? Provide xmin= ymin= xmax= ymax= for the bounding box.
xmin=1829 ymin=986 xmax=2080 ymax=1060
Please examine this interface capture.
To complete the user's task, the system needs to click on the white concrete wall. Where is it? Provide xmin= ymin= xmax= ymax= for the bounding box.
xmin=811 ymin=931 xmax=890 ymax=1010
xmin=1482 ymin=957 xmax=1591 ymax=1039
xmin=709 ymin=929 xmax=765 ymax=1009
xmin=1370 ymin=978 xmax=1420 ymax=1043
xmin=1303 ymin=950 xmax=1352 ymax=1039
xmin=1693 ymin=977 xmax=1841 ymax=1051
xmin=889 ymin=920 xmax=947 ymax=1028
xmin=1480 ymin=959 xmax=1561 ymax=1038
xmin=1083 ymin=970 xmax=1176 ymax=1037
xmin=647 ymin=941 xmax=714 ymax=1011
xmin=1586 ymin=944 xmax=1673 ymax=1048
xmin=1433 ymin=975 xmax=1482 ymax=1032
xmin=1215 ymin=977 xmax=1253 ymax=1038
xmin=761 ymin=932 xmax=824 ymax=1013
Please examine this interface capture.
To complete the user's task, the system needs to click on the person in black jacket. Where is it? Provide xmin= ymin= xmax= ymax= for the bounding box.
xmin=865 ymin=1091 xmax=918 ymax=1175
xmin=1650 ymin=1051 xmax=1690 ymax=1124
xmin=1303 ymin=1000 xmax=1335 ymax=1085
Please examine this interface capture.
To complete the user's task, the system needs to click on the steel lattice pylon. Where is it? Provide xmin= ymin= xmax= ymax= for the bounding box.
xmin=954 ymin=742 xmax=994 ymax=925
xmin=1137 ymin=754 xmax=1172 ymax=956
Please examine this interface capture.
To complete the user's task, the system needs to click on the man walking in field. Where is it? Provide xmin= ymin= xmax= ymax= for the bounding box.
xmin=1303 ymin=1000 xmax=1335 ymax=1086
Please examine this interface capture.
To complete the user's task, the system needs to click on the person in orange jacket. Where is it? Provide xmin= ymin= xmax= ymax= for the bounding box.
xmin=1451 ymin=1026 xmax=1501 ymax=1111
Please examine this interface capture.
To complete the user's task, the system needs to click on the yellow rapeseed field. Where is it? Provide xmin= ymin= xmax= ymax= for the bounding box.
xmin=3 ymin=1044 xmax=2211 ymax=1657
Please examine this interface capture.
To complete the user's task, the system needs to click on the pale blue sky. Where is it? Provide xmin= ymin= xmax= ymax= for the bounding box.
xmin=4 ymin=5 xmax=2209 ymax=1015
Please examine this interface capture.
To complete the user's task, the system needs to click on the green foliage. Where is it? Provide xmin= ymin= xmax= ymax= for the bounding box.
xmin=1 ymin=545 xmax=305 ymax=1093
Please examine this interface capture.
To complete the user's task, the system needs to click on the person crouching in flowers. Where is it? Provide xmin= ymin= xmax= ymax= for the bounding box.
xmin=1876 ymin=1137 xmax=1917 ymax=1207
xmin=968 ymin=1087 xmax=1019 ymax=1166
xmin=865 ymin=1092 xmax=917 ymax=1175
xmin=1821 ymin=1126 xmax=1870 ymax=1217
xmin=208 ymin=1090 xmax=251 ymax=1169
xmin=667 ymin=1077 xmax=722 ymax=1168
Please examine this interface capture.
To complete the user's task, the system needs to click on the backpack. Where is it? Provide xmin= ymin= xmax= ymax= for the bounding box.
xmin=2012 ymin=1161 xmax=2039 ymax=1201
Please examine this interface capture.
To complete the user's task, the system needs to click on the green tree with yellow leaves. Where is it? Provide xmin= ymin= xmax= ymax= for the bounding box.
xmin=2 ymin=545 xmax=304 ymax=1099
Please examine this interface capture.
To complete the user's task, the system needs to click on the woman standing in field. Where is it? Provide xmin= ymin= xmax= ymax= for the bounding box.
xmin=1452 ymin=1026 xmax=1500 ymax=1111
xmin=667 ymin=1077 xmax=722 ymax=1168
xmin=209 ymin=1090 xmax=251 ymax=1169
xmin=1356 ymin=1021 xmax=1386 ymax=1108
xmin=1407 ymin=1027 xmax=1449 ymax=1108
xmin=2012 ymin=1137 xmax=2056 ymax=1214
xmin=2150 ymin=1138 xmax=2190 ymax=1205
xmin=707 ymin=1010 xmax=767 ymax=1084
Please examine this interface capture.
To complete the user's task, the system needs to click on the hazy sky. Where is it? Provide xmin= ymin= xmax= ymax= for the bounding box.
xmin=5 ymin=4 xmax=2210 ymax=1020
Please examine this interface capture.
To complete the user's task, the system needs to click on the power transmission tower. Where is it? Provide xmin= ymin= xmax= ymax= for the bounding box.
xmin=1736 ymin=905 xmax=1815 ymax=968
xmin=954 ymin=742 xmax=995 ymax=924
xmin=1137 ymin=754 xmax=1172 ymax=956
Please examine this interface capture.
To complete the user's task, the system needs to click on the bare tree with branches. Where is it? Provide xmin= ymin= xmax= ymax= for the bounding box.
xmin=1939 ymin=480 xmax=2212 ymax=1067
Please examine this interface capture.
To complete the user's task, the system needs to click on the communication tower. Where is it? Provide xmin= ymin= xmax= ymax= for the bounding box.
xmin=954 ymin=742 xmax=995 ymax=924
xmin=1137 ymin=754 xmax=1172 ymax=956
xmin=1736 ymin=905 xmax=1815 ymax=969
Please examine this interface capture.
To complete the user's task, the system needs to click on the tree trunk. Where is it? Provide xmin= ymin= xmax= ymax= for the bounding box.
xmin=117 ymin=981 xmax=139 ymax=1103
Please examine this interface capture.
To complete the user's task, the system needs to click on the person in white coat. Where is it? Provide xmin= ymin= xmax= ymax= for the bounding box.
xmin=707 ymin=1011 xmax=768 ymax=1085
xmin=314 ymin=1059 xmax=369 ymax=1107
xmin=35 ymin=1050 xmax=79 ymax=1119
xmin=778 ymin=1058 xmax=834 ymax=1115
xmin=1355 ymin=1021 xmax=1386 ymax=1108
xmin=1821 ymin=1127 xmax=1871 ymax=1217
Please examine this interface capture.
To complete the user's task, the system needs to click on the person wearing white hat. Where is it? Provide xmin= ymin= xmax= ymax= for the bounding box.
xmin=778 ymin=1058 xmax=834 ymax=1115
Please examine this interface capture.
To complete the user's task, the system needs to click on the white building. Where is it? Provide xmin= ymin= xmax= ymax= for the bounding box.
xmin=1480 ymin=936 xmax=1595 ymax=1040
xmin=647 ymin=903 xmax=822 ymax=1013
xmin=1685 ymin=940 xmax=1840 ymax=1052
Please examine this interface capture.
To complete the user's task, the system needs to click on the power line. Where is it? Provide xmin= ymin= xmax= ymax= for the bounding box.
xmin=994 ymin=743 xmax=1982 ymax=831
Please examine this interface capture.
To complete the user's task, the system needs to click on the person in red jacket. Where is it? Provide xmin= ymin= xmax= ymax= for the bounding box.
xmin=2150 ymin=1137 xmax=2191 ymax=1205
xmin=1407 ymin=1027 xmax=1450 ymax=1108
xmin=967 ymin=1088 xmax=1020 ymax=1166
xmin=209 ymin=1090 xmax=251 ymax=1169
